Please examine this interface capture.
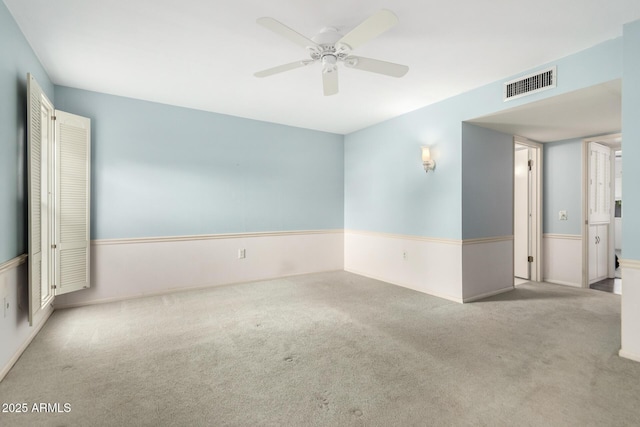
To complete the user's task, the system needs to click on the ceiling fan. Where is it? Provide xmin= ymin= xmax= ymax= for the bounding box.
xmin=254 ymin=9 xmax=409 ymax=96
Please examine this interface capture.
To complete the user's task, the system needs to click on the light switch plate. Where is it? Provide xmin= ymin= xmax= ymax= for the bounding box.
xmin=559 ymin=210 xmax=568 ymax=220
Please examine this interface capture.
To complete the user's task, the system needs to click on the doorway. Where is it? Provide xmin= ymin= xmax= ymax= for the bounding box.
xmin=513 ymin=137 xmax=542 ymax=284
xmin=582 ymin=134 xmax=621 ymax=292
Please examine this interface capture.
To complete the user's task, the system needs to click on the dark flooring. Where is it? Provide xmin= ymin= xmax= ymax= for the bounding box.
xmin=590 ymin=277 xmax=622 ymax=295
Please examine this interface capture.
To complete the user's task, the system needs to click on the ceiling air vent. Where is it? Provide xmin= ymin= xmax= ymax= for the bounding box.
xmin=504 ymin=66 xmax=556 ymax=101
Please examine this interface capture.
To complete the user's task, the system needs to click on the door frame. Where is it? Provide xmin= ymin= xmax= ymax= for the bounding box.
xmin=513 ymin=136 xmax=542 ymax=282
xmin=582 ymin=133 xmax=621 ymax=288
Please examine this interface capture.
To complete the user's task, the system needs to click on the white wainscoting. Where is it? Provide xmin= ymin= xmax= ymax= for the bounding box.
xmin=620 ymin=259 xmax=640 ymax=363
xmin=543 ymin=234 xmax=582 ymax=287
xmin=0 ymin=255 xmax=54 ymax=382
xmin=344 ymin=230 xmax=464 ymax=302
xmin=461 ymin=236 xmax=514 ymax=302
xmin=54 ymin=230 xmax=344 ymax=308
xmin=345 ymin=230 xmax=515 ymax=303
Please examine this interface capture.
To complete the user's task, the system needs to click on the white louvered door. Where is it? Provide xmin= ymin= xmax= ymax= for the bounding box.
xmin=54 ymin=111 xmax=91 ymax=295
xmin=27 ymin=74 xmax=46 ymax=325
xmin=27 ymin=74 xmax=91 ymax=323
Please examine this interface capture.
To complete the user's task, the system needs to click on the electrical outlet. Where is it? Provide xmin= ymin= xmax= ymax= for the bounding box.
xmin=403 ymin=251 xmax=408 ymax=261
xmin=559 ymin=210 xmax=568 ymax=221
xmin=238 ymin=249 xmax=246 ymax=259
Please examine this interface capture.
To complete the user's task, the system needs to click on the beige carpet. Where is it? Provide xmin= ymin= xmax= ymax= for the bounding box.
xmin=1 ymin=271 xmax=639 ymax=426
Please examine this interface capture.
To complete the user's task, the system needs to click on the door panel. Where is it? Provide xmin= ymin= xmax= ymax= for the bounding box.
xmin=514 ymin=147 xmax=530 ymax=279
xmin=55 ymin=110 xmax=91 ymax=295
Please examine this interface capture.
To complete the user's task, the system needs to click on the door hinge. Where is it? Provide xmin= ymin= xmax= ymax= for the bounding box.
xmin=52 ymin=285 xmax=57 ymax=289
xmin=528 ymin=256 xmax=534 ymax=263
xmin=51 ymin=244 xmax=57 ymax=249
xmin=52 ymin=115 xmax=56 ymax=121
xmin=528 ymin=159 xmax=533 ymax=171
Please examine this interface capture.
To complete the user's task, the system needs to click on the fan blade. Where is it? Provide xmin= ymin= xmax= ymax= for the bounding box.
xmin=254 ymin=60 xmax=313 ymax=78
xmin=336 ymin=10 xmax=398 ymax=51
xmin=322 ymin=69 xmax=338 ymax=96
xmin=257 ymin=17 xmax=318 ymax=49
xmin=344 ymin=56 xmax=409 ymax=77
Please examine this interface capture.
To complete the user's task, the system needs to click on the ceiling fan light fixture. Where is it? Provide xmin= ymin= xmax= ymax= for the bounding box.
xmin=322 ymin=55 xmax=337 ymax=73
xmin=254 ymin=10 xmax=409 ymax=94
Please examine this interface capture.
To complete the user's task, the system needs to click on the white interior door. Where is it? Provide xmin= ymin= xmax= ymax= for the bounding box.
xmin=514 ymin=145 xmax=530 ymax=279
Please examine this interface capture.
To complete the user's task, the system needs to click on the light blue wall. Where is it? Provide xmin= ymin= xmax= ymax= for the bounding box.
xmin=461 ymin=124 xmax=513 ymax=239
xmin=344 ymin=99 xmax=463 ymax=238
xmin=543 ymin=138 xmax=583 ymax=235
xmin=0 ymin=2 xmax=54 ymax=264
xmin=54 ymin=87 xmax=344 ymax=240
xmin=622 ymin=20 xmax=640 ymax=259
xmin=345 ymin=37 xmax=623 ymax=240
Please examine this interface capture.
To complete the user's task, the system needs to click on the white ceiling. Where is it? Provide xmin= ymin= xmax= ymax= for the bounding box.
xmin=5 ymin=0 xmax=640 ymax=134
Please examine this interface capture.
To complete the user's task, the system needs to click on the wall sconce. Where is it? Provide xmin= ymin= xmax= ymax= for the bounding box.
xmin=421 ymin=146 xmax=436 ymax=173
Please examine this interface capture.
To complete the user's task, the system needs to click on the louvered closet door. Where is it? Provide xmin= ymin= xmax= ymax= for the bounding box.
xmin=589 ymin=142 xmax=611 ymax=224
xmin=27 ymin=74 xmax=48 ymax=325
xmin=54 ymin=111 xmax=91 ymax=295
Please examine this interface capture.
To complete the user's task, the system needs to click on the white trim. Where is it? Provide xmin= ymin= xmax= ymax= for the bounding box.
xmin=583 ymin=133 xmax=622 ymax=145
xmin=345 ymin=229 xmax=513 ymax=246
xmin=344 ymin=268 xmax=463 ymax=304
xmin=619 ymin=349 xmax=640 ymax=363
xmin=543 ymin=233 xmax=582 ymax=240
xmin=0 ymin=254 xmax=27 ymax=275
xmin=0 ymin=305 xmax=54 ymax=383
xmin=462 ymin=235 xmax=513 ymax=245
xmin=620 ymin=259 xmax=640 ymax=270
xmin=545 ymin=279 xmax=582 ymax=288
xmin=92 ymin=229 xmax=344 ymax=246
xmin=54 ymin=270 xmax=343 ymax=309
xmin=463 ymin=286 xmax=513 ymax=303
xmin=345 ymin=229 xmax=461 ymax=245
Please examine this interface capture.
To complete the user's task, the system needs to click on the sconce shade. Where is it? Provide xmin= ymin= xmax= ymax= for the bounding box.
xmin=421 ymin=147 xmax=431 ymax=162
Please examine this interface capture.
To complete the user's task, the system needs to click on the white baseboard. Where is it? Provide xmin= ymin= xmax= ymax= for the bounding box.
xmin=0 ymin=305 xmax=53 ymax=382
xmin=463 ymin=286 xmax=513 ymax=303
xmin=544 ymin=279 xmax=582 ymax=288
xmin=344 ymin=268 xmax=463 ymax=303
xmin=0 ymin=255 xmax=53 ymax=383
xmin=54 ymin=230 xmax=344 ymax=308
xmin=344 ymin=230 xmax=463 ymax=303
xmin=55 ymin=270 xmax=342 ymax=309
xmin=619 ymin=349 xmax=640 ymax=363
